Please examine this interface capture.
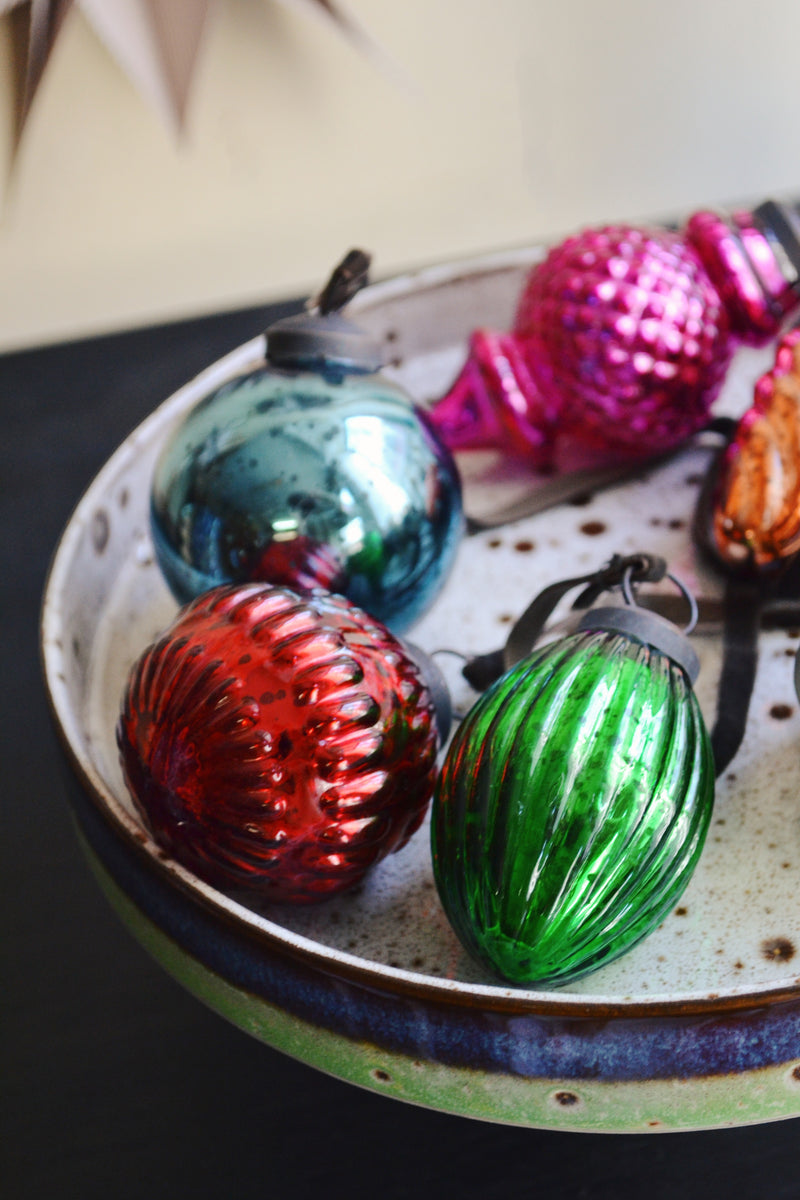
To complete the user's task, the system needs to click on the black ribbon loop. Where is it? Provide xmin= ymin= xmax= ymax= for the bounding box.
xmin=461 ymin=553 xmax=666 ymax=691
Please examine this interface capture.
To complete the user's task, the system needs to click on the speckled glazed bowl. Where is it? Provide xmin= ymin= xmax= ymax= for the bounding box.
xmin=42 ymin=249 xmax=800 ymax=1133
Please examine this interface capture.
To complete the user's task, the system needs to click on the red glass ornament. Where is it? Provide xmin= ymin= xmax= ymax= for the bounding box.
xmin=429 ymin=203 xmax=800 ymax=468
xmin=117 ymin=583 xmax=439 ymax=903
xmin=711 ymin=328 xmax=800 ymax=568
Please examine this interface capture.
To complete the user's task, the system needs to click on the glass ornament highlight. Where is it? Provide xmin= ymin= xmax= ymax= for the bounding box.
xmin=117 ymin=582 xmax=440 ymax=904
xmin=432 ymin=605 xmax=715 ymax=987
xmin=428 ymin=202 xmax=800 ymax=469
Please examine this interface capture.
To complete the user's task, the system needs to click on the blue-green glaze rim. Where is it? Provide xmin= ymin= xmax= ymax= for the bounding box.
xmin=51 ymin=734 xmax=800 ymax=1090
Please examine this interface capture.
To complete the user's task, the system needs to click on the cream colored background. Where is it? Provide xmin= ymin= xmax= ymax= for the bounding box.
xmin=2 ymin=0 xmax=800 ymax=352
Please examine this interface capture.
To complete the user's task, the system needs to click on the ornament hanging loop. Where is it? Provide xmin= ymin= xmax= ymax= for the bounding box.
xmin=312 ymin=249 xmax=372 ymax=314
xmin=622 ymin=562 xmax=699 ymax=636
xmin=461 ymin=550 xmax=673 ymax=691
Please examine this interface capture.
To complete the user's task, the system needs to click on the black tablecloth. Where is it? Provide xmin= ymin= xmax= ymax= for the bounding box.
xmin=5 ymin=300 xmax=800 ymax=1199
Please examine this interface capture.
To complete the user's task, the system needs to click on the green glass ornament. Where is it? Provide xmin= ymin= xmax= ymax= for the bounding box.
xmin=431 ymin=605 xmax=715 ymax=987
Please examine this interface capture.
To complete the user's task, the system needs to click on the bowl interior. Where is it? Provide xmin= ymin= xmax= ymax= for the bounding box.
xmin=42 ymin=253 xmax=800 ymax=1010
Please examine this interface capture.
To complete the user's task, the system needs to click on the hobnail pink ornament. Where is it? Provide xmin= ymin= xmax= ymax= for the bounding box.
xmin=429 ymin=202 xmax=800 ymax=467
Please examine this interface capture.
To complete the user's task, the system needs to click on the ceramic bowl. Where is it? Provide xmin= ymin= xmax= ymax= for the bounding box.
xmin=42 ymin=248 xmax=800 ymax=1132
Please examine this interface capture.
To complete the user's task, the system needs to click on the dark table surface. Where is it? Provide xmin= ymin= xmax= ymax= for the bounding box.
xmin=5 ymin=299 xmax=800 ymax=1199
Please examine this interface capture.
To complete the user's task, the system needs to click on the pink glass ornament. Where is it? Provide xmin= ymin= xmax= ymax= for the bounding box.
xmin=429 ymin=202 xmax=800 ymax=468
xmin=117 ymin=582 xmax=439 ymax=903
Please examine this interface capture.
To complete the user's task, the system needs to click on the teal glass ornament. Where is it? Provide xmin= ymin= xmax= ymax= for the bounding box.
xmin=150 ymin=252 xmax=463 ymax=634
xmin=432 ymin=603 xmax=715 ymax=987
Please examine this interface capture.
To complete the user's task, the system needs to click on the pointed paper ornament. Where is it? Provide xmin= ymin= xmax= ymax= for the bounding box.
xmin=2 ymin=0 xmax=372 ymax=154
xmin=79 ymin=0 xmax=210 ymax=134
xmin=5 ymin=0 xmax=73 ymax=141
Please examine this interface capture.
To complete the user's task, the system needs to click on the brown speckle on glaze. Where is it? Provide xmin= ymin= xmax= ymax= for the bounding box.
xmin=580 ymin=521 xmax=606 ymax=537
xmin=552 ymin=1091 xmax=580 ymax=1107
xmin=514 ymin=539 xmax=535 ymax=553
xmin=498 ymin=614 xmax=513 ymax=624
xmin=674 ymin=906 xmax=688 ymax=917
xmin=91 ymin=508 xmax=110 ymax=554
xmin=791 ymin=1065 xmax=800 ymax=1083
xmin=118 ymin=487 xmax=130 ymax=509
xmin=763 ymin=938 xmax=795 ymax=962
xmin=770 ymin=704 xmax=793 ymax=720
xmin=372 ymin=1068 xmax=392 ymax=1084
xmin=487 ymin=537 xmax=502 ymax=549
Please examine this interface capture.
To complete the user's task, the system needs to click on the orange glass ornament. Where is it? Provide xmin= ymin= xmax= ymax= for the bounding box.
xmin=711 ymin=330 xmax=800 ymax=568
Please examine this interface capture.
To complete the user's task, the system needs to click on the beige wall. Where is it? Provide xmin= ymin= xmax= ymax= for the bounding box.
xmin=2 ymin=0 xmax=800 ymax=352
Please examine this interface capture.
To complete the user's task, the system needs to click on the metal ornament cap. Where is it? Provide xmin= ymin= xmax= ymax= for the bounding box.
xmin=577 ymin=604 xmax=700 ymax=685
xmin=265 ymin=310 xmax=384 ymax=375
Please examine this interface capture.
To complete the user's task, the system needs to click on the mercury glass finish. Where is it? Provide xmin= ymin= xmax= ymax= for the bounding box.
xmin=710 ymin=329 xmax=800 ymax=568
xmin=151 ymin=365 xmax=463 ymax=633
xmin=117 ymin=583 xmax=439 ymax=903
xmin=432 ymin=628 xmax=715 ymax=987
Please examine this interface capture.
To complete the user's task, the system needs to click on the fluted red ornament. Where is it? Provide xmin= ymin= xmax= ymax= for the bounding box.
xmin=117 ymin=583 xmax=440 ymax=903
xmin=429 ymin=202 xmax=800 ymax=467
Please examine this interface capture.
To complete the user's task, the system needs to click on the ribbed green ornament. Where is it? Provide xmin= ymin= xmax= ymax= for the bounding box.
xmin=431 ymin=622 xmax=715 ymax=987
